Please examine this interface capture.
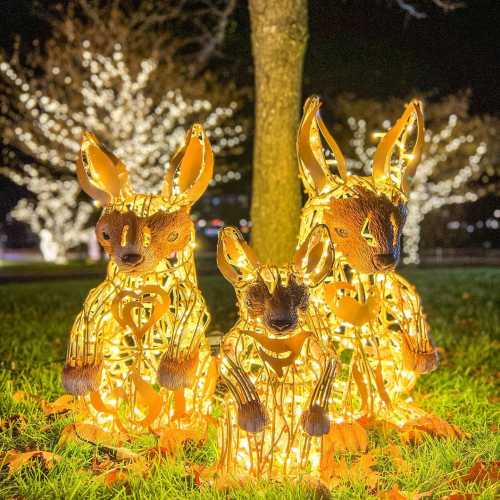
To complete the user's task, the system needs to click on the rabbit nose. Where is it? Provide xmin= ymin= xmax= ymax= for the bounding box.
xmin=121 ymin=253 xmax=142 ymax=264
xmin=269 ymin=317 xmax=294 ymax=332
xmin=374 ymin=253 xmax=397 ymax=270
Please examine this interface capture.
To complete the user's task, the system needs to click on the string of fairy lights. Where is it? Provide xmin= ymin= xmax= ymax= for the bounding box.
xmin=0 ymin=43 xmax=245 ymax=262
xmin=338 ymin=113 xmax=488 ymax=264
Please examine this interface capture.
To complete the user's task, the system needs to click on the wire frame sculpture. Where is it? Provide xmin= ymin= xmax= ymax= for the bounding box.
xmin=62 ymin=125 xmax=215 ymax=434
xmin=297 ymin=97 xmax=439 ymax=426
xmin=216 ymin=225 xmax=338 ymax=479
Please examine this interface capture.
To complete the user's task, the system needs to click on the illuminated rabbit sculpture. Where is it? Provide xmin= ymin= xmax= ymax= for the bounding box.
xmin=216 ymin=225 xmax=337 ymax=479
xmin=297 ymin=97 xmax=439 ymax=424
xmin=62 ymin=125 xmax=214 ymax=433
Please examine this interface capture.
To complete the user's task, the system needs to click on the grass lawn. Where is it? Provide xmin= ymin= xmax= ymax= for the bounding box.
xmin=0 ymin=268 xmax=498 ymax=499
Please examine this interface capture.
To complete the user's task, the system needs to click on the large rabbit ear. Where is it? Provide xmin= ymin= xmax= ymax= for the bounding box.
xmin=294 ymin=224 xmax=334 ymax=287
xmin=297 ymin=96 xmax=347 ymax=196
xmin=162 ymin=124 xmax=214 ymax=205
xmin=217 ymin=226 xmax=260 ymax=285
xmin=372 ymin=99 xmax=424 ymax=195
xmin=77 ymin=131 xmax=131 ymax=206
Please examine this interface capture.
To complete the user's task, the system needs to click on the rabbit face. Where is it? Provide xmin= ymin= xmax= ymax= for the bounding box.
xmin=217 ymin=225 xmax=334 ymax=336
xmin=246 ymin=274 xmax=309 ymax=334
xmin=75 ymin=125 xmax=213 ymax=274
xmin=297 ymin=96 xmax=424 ymax=275
xmin=96 ymin=201 xmax=192 ymax=274
xmin=325 ymin=186 xmax=407 ymax=274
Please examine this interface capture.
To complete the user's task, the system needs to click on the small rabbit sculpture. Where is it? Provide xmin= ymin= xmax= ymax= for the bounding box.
xmin=297 ymin=97 xmax=439 ymax=424
xmin=62 ymin=125 xmax=215 ymax=433
xmin=216 ymin=224 xmax=337 ymax=479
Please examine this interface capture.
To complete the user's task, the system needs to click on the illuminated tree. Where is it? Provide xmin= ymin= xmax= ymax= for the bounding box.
xmin=0 ymin=0 xmax=243 ymax=262
xmin=327 ymin=93 xmax=496 ymax=264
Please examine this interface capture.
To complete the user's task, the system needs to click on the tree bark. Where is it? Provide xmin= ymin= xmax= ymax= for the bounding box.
xmin=249 ymin=0 xmax=308 ymax=264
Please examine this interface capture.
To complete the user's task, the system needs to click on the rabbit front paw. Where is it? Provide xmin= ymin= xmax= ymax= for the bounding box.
xmin=301 ymin=404 xmax=331 ymax=437
xmin=237 ymin=399 xmax=268 ymax=433
xmin=62 ymin=363 xmax=102 ymax=395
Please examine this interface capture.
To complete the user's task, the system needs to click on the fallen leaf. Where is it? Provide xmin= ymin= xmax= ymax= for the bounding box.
xmin=58 ymin=422 xmax=126 ymax=447
xmin=460 ymin=459 xmax=499 ymax=484
xmin=90 ymin=455 xmax=114 ymax=473
xmin=320 ymin=452 xmax=379 ymax=489
xmin=378 ymin=485 xmax=406 ymax=500
xmin=323 ymin=420 xmax=369 ymax=453
xmin=378 ymin=485 xmax=432 ymax=500
xmin=41 ymin=395 xmax=75 ymax=416
xmin=90 ymin=453 xmax=148 ymax=487
xmin=158 ymin=425 xmax=206 ymax=457
xmin=3 ymin=450 xmax=62 ymax=474
xmin=0 ymin=414 xmax=28 ymax=435
xmin=400 ymin=414 xmax=468 ymax=444
xmin=12 ymin=390 xmax=37 ymax=403
xmin=115 ymin=447 xmax=140 ymax=461
xmin=101 ymin=468 xmax=128 ymax=487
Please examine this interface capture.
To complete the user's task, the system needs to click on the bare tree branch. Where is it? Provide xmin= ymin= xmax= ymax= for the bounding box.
xmin=392 ymin=0 xmax=465 ymax=19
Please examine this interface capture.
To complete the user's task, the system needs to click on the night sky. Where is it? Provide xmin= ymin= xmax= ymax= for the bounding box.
xmin=0 ymin=0 xmax=499 ymax=248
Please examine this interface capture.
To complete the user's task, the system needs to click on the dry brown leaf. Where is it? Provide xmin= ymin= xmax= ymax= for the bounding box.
xmin=12 ymin=390 xmax=39 ymax=403
xmin=91 ymin=453 xmax=148 ymax=487
xmin=459 ymin=459 xmax=500 ymax=484
xmin=3 ymin=450 xmax=62 ymax=474
xmin=41 ymin=395 xmax=75 ymax=416
xmin=0 ymin=414 xmax=28 ymax=434
xmin=320 ymin=452 xmax=379 ymax=489
xmin=378 ymin=485 xmax=407 ymax=500
xmin=400 ymin=414 xmax=468 ymax=443
xmin=324 ymin=420 xmax=369 ymax=453
xmin=356 ymin=454 xmax=380 ymax=489
xmin=189 ymin=464 xmax=214 ymax=487
xmin=378 ymin=484 xmax=432 ymax=500
xmin=158 ymin=425 xmax=206 ymax=457
xmin=114 ymin=447 xmax=140 ymax=461
xmin=58 ymin=422 xmax=126 ymax=447
xmin=101 ymin=468 xmax=128 ymax=487
xmin=90 ymin=455 xmax=114 ymax=473
xmin=12 ymin=391 xmax=28 ymax=402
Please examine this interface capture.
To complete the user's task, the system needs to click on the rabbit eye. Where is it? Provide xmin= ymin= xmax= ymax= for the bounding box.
xmin=361 ymin=219 xmax=377 ymax=247
xmin=167 ymin=231 xmax=179 ymax=242
xmin=334 ymin=227 xmax=348 ymax=238
xmin=102 ymin=231 xmax=110 ymax=241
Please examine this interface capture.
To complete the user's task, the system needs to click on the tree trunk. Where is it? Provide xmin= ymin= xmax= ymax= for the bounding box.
xmin=249 ymin=0 xmax=308 ymax=264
